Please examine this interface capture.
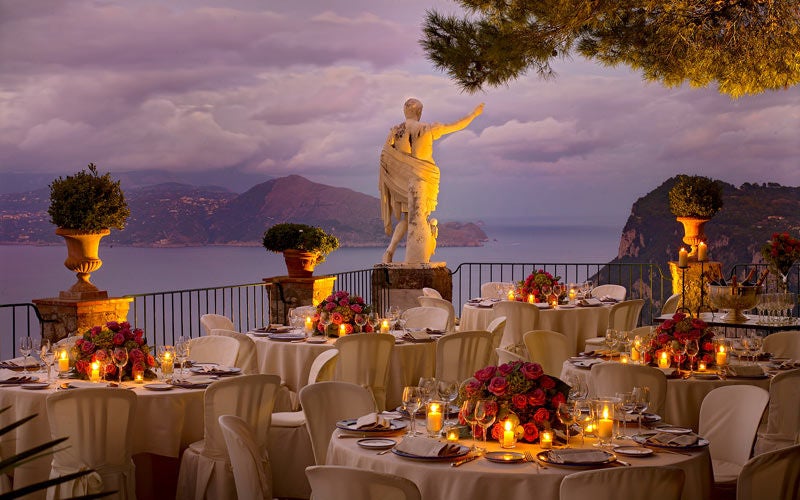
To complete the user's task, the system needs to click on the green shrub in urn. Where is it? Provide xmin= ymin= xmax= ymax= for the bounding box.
xmin=262 ymin=223 xmax=339 ymax=265
xmin=48 ymin=163 xmax=130 ymax=232
xmin=668 ymin=175 xmax=723 ymax=219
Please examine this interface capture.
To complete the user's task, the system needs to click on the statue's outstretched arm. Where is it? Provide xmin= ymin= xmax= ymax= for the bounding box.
xmin=431 ymin=103 xmax=484 ymax=139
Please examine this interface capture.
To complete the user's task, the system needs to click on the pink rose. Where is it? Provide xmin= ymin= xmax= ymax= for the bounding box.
xmin=527 ymin=388 xmax=545 ymax=406
xmin=331 ymin=312 xmax=343 ymax=324
xmin=324 ymin=294 xmax=335 ymax=303
xmin=539 ymin=376 xmax=556 ymax=390
xmin=487 ymin=377 xmax=508 ymax=396
xmin=112 ymin=333 xmax=125 ymax=346
xmin=522 ymin=422 xmax=539 ymax=442
xmin=497 ymin=363 xmax=514 ymax=376
xmin=475 ymin=366 xmax=497 ymax=382
xmin=122 ymin=328 xmax=134 ymax=340
xmin=350 ymin=304 xmax=363 ymax=313
xmin=324 ymin=302 xmax=336 ymax=311
xmin=106 ymin=321 xmax=121 ymax=332
xmin=464 ymin=379 xmax=482 ymax=397
xmin=551 ymin=392 xmax=566 ymax=408
xmin=533 ymin=408 xmax=550 ymax=424
xmin=81 ymin=341 xmax=95 ymax=354
xmin=521 ymin=362 xmax=543 ymax=380
xmin=352 ymin=296 xmax=364 ymax=303
xmin=90 ymin=326 xmax=102 ymax=336
xmin=342 ymin=323 xmax=354 ymax=335
xmin=512 ymin=394 xmax=528 ymax=410
xmin=120 ymin=321 xmax=131 ymax=330
xmin=338 ymin=298 xmax=349 ymax=307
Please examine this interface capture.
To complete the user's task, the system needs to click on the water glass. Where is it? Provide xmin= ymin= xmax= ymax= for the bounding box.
xmin=18 ymin=337 xmax=33 ymax=373
xmin=113 ymin=347 xmax=129 ymax=384
xmin=474 ymin=399 xmax=496 ymax=453
xmin=401 ymin=386 xmax=422 ymax=436
xmin=460 ymin=399 xmax=480 ymax=450
xmin=175 ymin=336 xmax=190 ymax=381
xmin=556 ymin=401 xmax=579 ymax=447
xmin=40 ymin=340 xmax=55 ymax=382
xmin=436 ymin=380 xmax=458 ymax=424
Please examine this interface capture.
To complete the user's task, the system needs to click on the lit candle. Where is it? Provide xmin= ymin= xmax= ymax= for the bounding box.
xmin=380 ymin=320 xmax=390 ymax=334
xmin=630 ymin=339 xmax=641 ymax=362
xmin=715 ymin=345 xmax=727 ymax=366
xmin=507 ymin=289 xmax=515 ymax=301
xmin=620 ymin=353 xmax=629 ymax=364
xmin=568 ymin=289 xmax=577 ymax=302
xmin=678 ymin=247 xmax=688 ymax=268
xmin=446 ymin=427 xmax=460 ymax=442
xmin=134 ymin=372 xmax=144 ymax=383
xmin=527 ymin=294 xmax=535 ymax=304
xmin=540 ymin=430 xmax=553 ymax=449
xmin=698 ymin=362 xmax=707 ymax=371
xmin=58 ymin=350 xmax=70 ymax=372
xmin=338 ymin=324 xmax=347 ymax=337
xmin=697 ymin=242 xmax=708 ymax=262
xmin=597 ymin=405 xmax=613 ymax=439
xmin=90 ymin=361 xmax=101 ymax=382
xmin=502 ymin=420 xmax=515 ymax=448
xmin=658 ymin=350 xmax=671 ymax=369
xmin=161 ymin=352 xmax=174 ymax=376
xmin=426 ymin=402 xmax=443 ymax=435
xmin=304 ymin=316 xmax=313 ymax=333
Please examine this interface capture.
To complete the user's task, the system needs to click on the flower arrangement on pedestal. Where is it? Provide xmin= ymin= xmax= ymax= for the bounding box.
xmin=646 ymin=312 xmax=716 ymax=369
xmin=761 ymin=232 xmax=800 ymax=291
xmin=458 ymin=361 xmax=570 ymax=443
xmin=73 ymin=321 xmax=157 ymax=380
xmin=313 ymin=291 xmax=373 ymax=335
xmin=515 ymin=269 xmax=561 ymax=303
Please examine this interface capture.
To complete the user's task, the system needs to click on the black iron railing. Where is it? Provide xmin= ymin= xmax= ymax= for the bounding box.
xmin=0 ymin=303 xmax=57 ymax=360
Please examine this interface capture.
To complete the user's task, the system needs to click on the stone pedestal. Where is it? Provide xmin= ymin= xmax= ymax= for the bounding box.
xmin=669 ymin=260 xmax=722 ymax=316
xmin=371 ymin=263 xmax=452 ymax=314
xmin=32 ymin=297 xmax=134 ymax=343
xmin=263 ymin=276 xmax=336 ymax=325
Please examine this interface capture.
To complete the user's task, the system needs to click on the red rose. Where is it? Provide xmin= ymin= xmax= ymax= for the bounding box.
xmin=497 ymin=363 xmax=514 ymax=376
xmin=75 ymin=359 xmax=89 ymax=374
xmin=81 ymin=341 xmax=95 ymax=354
xmin=702 ymin=342 xmax=714 ymax=352
xmin=533 ymin=408 xmax=550 ymax=424
xmin=475 ymin=366 xmax=497 ymax=382
xmin=324 ymin=302 xmax=336 ymax=311
xmin=527 ymin=388 xmax=546 ymax=406
xmin=338 ymin=299 xmax=349 ymax=307
xmin=147 ymin=354 xmax=156 ymax=367
xmin=539 ymin=376 xmax=556 ymax=390
xmin=491 ymin=423 xmax=502 ymax=441
xmin=106 ymin=321 xmax=121 ymax=332
xmin=488 ymin=376 xmax=508 ymax=396
xmin=512 ymin=394 xmax=528 ymax=410
xmin=464 ymin=379 xmax=482 ymax=397
xmin=350 ymin=304 xmax=363 ymax=313
xmin=331 ymin=312 xmax=343 ymax=324
xmin=551 ymin=392 xmax=566 ymax=408
xmin=112 ymin=333 xmax=125 ymax=346
xmin=522 ymin=422 xmax=539 ymax=442
xmin=521 ymin=362 xmax=543 ymax=380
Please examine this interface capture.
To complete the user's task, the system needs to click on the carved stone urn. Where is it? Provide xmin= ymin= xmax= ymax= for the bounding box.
xmin=56 ymin=228 xmax=110 ymax=299
xmin=676 ymin=217 xmax=710 ymax=257
xmin=282 ymin=249 xmax=319 ymax=278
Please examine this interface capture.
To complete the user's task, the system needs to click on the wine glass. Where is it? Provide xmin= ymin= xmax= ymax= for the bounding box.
xmin=685 ymin=339 xmax=700 ymax=374
xmin=94 ymin=348 xmax=109 ymax=381
xmin=175 ymin=336 xmax=190 ymax=381
xmin=436 ymin=380 xmax=458 ymax=424
xmin=582 ymin=280 xmax=593 ymax=297
xmin=418 ymin=377 xmax=437 ymax=404
xmin=318 ymin=312 xmax=332 ymax=336
xmin=616 ymin=391 xmax=634 ymax=438
xmin=401 ymin=386 xmax=422 ymax=436
xmin=354 ymin=313 xmax=367 ymax=333
xmin=575 ymin=399 xmax=593 ymax=444
xmin=676 ymin=340 xmax=688 ymax=376
xmin=567 ymin=375 xmax=588 ymax=401
xmin=388 ymin=305 xmax=401 ymax=326
xmin=367 ymin=312 xmax=380 ymax=332
xmin=540 ymin=285 xmax=552 ymax=303
xmin=631 ymin=386 xmax=650 ymax=429
xmin=460 ymin=398 xmax=480 ymax=451
xmin=113 ymin=347 xmax=129 ymax=384
xmin=557 ymin=401 xmax=579 ymax=447
xmin=748 ymin=334 xmax=763 ymax=364
xmin=18 ymin=337 xmax=33 ymax=374
xmin=604 ymin=329 xmax=618 ymax=356
xmin=40 ymin=340 xmax=55 ymax=383
xmin=552 ymin=284 xmax=564 ymax=304
xmin=474 ymin=399 xmax=496 ymax=453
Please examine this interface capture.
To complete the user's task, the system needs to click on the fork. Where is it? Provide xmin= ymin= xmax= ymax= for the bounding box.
xmin=524 ymin=450 xmax=546 ymax=471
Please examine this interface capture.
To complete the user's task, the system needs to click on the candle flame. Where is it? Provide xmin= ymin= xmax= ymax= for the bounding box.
xmin=602 ymin=406 xmax=610 ymax=419
xmin=504 ymin=420 xmax=513 ymax=431
xmin=719 ymin=345 xmax=725 ymax=353
xmin=60 ymin=351 xmax=68 ymax=360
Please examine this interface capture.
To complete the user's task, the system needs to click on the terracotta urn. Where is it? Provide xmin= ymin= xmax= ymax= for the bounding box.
xmin=282 ymin=249 xmax=319 ymax=278
xmin=676 ymin=217 xmax=710 ymax=257
xmin=56 ymin=228 xmax=110 ymax=299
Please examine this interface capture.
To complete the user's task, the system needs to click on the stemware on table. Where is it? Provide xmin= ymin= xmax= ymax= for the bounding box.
xmin=460 ymin=399 xmax=480 ymax=451
xmin=631 ymin=386 xmax=650 ymax=430
xmin=474 ymin=399 xmax=496 ymax=453
xmin=418 ymin=377 xmax=436 ymax=405
xmin=318 ymin=312 xmax=332 ymax=336
xmin=113 ymin=347 xmax=129 ymax=384
xmin=354 ymin=313 xmax=367 ymax=333
xmin=556 ymin=400 xmax=579 ymax=447
xmin=18 ymin=336 xmax=33 ymax=374
xmin=685 ymin=339 xmax=700 ymax=374
xmin=40 ymin=340 xmax=55 ymax=382
xmin=604 ymin=329 xmax=618 ymax=356
xmin=401 ymin=386 xmax=422 ymax=436
xmin=436 ymin=380 xmax=458 ymax=424
xmin=175 ymin=336 xmax=190 ymax=381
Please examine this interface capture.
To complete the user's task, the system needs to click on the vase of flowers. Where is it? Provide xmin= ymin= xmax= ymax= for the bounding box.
xmin=761 ymin=232 xmax=800 ymax=292
xmin=458 ymin=361 xmax=570 ymax=443
xmin=73 ymin=321 xmax=157 ymax=381
xmin=515 ymin=269 xmax=561 ymax=303
xmin=312 ymin=291 xmax=372 ymax=336
xmin=646 ymin=312 xmax=716 ymax=370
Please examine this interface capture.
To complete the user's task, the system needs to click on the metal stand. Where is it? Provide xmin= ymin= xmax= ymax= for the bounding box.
xmin=677 ymin=265 xmax=691 ymax=314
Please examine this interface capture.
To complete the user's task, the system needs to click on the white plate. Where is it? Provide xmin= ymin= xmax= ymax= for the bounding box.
xmin=557 ymin=304 xmax=576 ymax=309
xmin=336 ymin=419 xmax=408 ymax=433
xmin=190 ymin=366 xmax=241 ymax=376
xmin=613 ymin=446 xmax=654 ymax=457
xmin=654 ymin=426 xmax=692 ymax=434
xmin=185 ymin=376 xmax=216 ymax=385
xmin=357 ymin=438 xmax=396 ymax=450
xmin=484 ymin=451 xmax=526 ymax=463
xmin=68 ymin=381 xmax=104 ymax=389
xmin=306 ymin=337 xmax=328 ymax=344
xmin=143 ymin=383 xmax=174 ymax=391
xmin=21 ymin=382 xmax=50 ymax=390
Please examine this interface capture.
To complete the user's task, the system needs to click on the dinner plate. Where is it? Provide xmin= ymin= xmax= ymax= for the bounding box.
xmin=356 ymin=438 xmax=397 ymax=450
xmin=484 ymin=451 xmax=526 ymax=464
xmin=613 ymin=446 xmax=654 ymax=457
xmin=267 ymin=333 xmax=307 ymax=342
xmin=67 ymin=381 xmax=104 ymax=389
xmin=391 ymin=444 xmax=469 ymax=461
xmin=631 ymin=433 xmax=709 ymax=449
xmin=143 ymin=383 xmax=174 ymax=391
xmin=617 ymin=412 xmax=661 ymax=424
xmin=653 ymin=426 xmax=692 ymax=434
xmin=557 ymin=304 xmax=576 ymax=309
xmin=306 ymin=337 xmax=328 ymax=344
xmin=336 ymin=419 xmax=408 ymax=433
xmin=536 ymin=449 xmax=616 ymax=467
xmin=692 ymin=372 xmax=719 ymax=380
xmin=189 ymin=366 xmax=241 ymax=376
xmin=20 ymin=382 xmax=50 ymax=390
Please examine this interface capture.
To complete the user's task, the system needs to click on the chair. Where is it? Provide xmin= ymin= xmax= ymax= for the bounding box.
xmin=435 ymin=330 xmax=493 ymax=381
xmin=416 ymin=296 xmax=456 ymax=332
xmin=176 ymin=374 xmax=281 ymax=500
xmin=422 ymin=287 xmax=442 ymax=299
xmin=698 ymin=385 xmax=769 ymax=486
xmin=53 ymin=334 xmax=81 ymax=351
xmin=589 ymin=284 xmax=627 ymax=301
xmin=480 ymin=281 xmax=514 ymax=299
xmin=272 ymin=349 xmax=341 ymax=428
xmin=45 ymin=388 xmax=137 ymax=499
xmin=486 ymin=315 xmax=507 ymax=364
xmin=187 ymin=335 xmax=240 ymax=366
xmin=218 ymin=415 xmax=272 ymax=500
xmin=523 ymin=330 xmax=571 ymax=377
xmin=401 ymin=306 xmax=449 ymax=331
xmin=495 ymin=347 xmax=529 ymax=365
xmin=589 ymin=362 xmax=668 ymax=416
xmin=306 ymin=465 xmax=422 ymax=500
xmin=209 ymin=328 xmax=258 ymax=374
xmin=299 ymin=382 xmax=376 ymax=464
xmin=200 ymin=313 xmax=235 ymax=335
xmin=585 ymin=299 xmax=646 ymax=351
xmin=736 ymin=444 xmax=800 ymax=500
xmin=661 ymin=293 xmax=682 ymax=315
xmin=754 ymin=368 xmax=800 ymax=454
xmin=333 ymin=334 xmax=394 ymax=411
xmin=762 ymin=330 xmax=800 ymax=359
xmin=559 ymin=466 xmax=685 ymax=500
xmin=493 ymin=300 xmax=540 ymax=348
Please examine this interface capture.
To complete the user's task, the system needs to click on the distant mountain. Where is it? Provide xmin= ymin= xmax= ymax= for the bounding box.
xmin=0 ymin=175 xmax=488 ymax=248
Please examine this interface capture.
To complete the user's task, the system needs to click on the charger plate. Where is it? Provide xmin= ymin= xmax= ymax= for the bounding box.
xmin=392 ymin=444 xmax=469 ymax=461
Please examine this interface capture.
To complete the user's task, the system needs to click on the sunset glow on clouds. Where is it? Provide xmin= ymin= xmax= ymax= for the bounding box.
xmin=1 ymin=0 xmax=797 ymax=225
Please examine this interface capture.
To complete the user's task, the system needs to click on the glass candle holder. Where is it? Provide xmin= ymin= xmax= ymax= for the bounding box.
xmin=539 ymin=429 xmax=553 ymax=449
xmin=426 ymin=400 xmax=444 ymax=437
xmin=57 ymin=349 xmax=71 ymax=373
xmin=132 ymin=365 xmax=145 ymax=383
xmin=592 ymin=399 xmax=615 ymax=447
xmin=444 ymin=425 xmax=460 ymax=442
xmin=500 ymin=419 xmax=517 ymax=448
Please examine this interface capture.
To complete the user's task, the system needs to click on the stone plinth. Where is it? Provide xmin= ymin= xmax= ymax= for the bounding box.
xmin=263 ymin=275 xmax=336 ymax=325
xmin=32 ymin=297 xmax=134 ymax=343
xmin=371 ymin=262 xmax=452 ymax=314
xmin=668 ymin=260 xmax=722 ymax=316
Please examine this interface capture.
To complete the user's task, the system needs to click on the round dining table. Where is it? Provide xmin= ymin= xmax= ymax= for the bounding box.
xmin=327 ymin=425 xmax=712 ymax=500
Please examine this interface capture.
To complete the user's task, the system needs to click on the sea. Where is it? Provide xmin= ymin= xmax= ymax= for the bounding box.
xmin=0 ymin=224 xmax=622 ymax=305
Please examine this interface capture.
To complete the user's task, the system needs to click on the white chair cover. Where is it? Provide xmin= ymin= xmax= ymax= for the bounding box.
xmin=493 ymin=300 xmax=540 ymax=348
xmin=486 ymin=316 xmax=507 ymax=364
xmin=480 ymin=281 xmax=515 ymax=299
xmin=754 ymin=368 xmax=800 ymax=454
xmin=589 ymin=284 xmax=627 ymax=301
xmin=401 ymin=306 xmax=449 ymax=331
xmin=200 ymin=314 xmax=235 ymax=335
xmin=559 ymin=466 xmax=685 ymax=500
xmin=422 ymin=287 xmax=442 ymax=299
xmin=523 ymin=330 xmax=571 ymax=377
xmin=333 ymin=334 xmax=394 ymax=411
xmin=176 ymin=374 xmax=281 ymax=500
xmin=272 ymin=349 xmax=340 ymax=428
xmin=607 ymin=299 xmax=645 ymax=331
xmin=290 ymin=305 xmax=318 ymax=322
xmin=306 ymin=465 xmax=422 ymax=500
xmin=495 ymin=347 xmax=529 ymax=365
xmin=299 ymin=382 xmax=376 ymax=464
xmin=661 ymin=294 xmax=681 ymax=315
xmin=698 ymin=385 xmax=769 ymax=484
xmin=209 ymin=328 xmax=258 ymax=374
xmin=187 ymin=335 xmax=240 ymax=366
xmin=589 ymin=362 xmax=668 ymax=416
xmin=415 ymin=296 xmax=456 ymax=332
xmin=45 ymin=388 xmax=137 ymax=500
xmin=218 ymin=415 xmax=272 ymax=500
xmin=53 ymin=334 xmax=81 ymax=351
xmin=737 ymin=444 xmax=800 ymax=500
xmin=762 ymin=330 xmax=800 ymax=359
xmin=435 ymin=330 xmax=493 ymax=381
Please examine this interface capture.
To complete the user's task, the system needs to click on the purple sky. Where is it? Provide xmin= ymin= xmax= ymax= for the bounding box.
xmin=1 ymin=0 xmax=798 ymax=226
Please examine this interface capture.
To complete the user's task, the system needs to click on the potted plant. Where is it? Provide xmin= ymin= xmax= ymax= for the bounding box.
xmin=668 ymin=175 xmax=723 ymax=257
xmin=262 ymin=223 xmax=339 ymax=277
xmin=48 ymin=163 xmax=130 ymax=298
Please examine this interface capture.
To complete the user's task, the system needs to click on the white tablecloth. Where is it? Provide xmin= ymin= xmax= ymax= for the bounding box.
xmin=461 ymin=303 xmax=611 ymax=355
xmin=328 ymin=427 xmax=712 ymax=500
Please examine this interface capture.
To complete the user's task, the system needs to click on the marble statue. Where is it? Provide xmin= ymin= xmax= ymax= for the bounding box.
xmin=379 ymin=98 xmax=484 ymax=264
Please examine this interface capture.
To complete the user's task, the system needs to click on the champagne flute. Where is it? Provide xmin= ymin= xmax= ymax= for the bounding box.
xmin=474 ymin=399 xmax=496 ymax=453
xmin=18 ymin=337 xmax=33 ymax=374
xmin=436 ymin=380 xmax=458 ymax=424
xmin=40 ymin=340 xmax=55 ymax=383
xmin=401 ymin=386 xmax=422 ymax=436
xmin=557 ymin=401 xmax=579 ymax=447
xmin=686 ymin=339 xmax=699 ymax=375
xmin=113 ymin=347 xmax=129 ymax=384
xmin=460 ymin=399 xmax=480 ymax=451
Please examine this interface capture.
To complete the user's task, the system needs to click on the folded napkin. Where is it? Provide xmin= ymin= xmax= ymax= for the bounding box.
xmin=726 ymin=364 xmax=765 ymax=377
xmin=546 ymin=449 xmax=611 ymax=464
xmin=395 ymin=436 xmax=462 ymax=457
xmin=646 ymin=432 xmax=699 ymax=447
xmin=0 ymin=357 xmax=42 ymax=369
xmin=0 ymin=376 xmax=39 ymax=385
xmin=425 ymin=328 xmax=446 ymax=335
xmin=599 ymin=296 xmax=619 ymax=303
xmin=170 ymin=380 xmax=210 ymax=389
xmin=404 ymin=330 xmax=433 ymax=342
xmin=355 ymin=412 xmax=392 ymax=430
xmin=579 ymin=298 xmax=603 ymax=307
xmin=570 ymin=358 xmax=603 ymax=368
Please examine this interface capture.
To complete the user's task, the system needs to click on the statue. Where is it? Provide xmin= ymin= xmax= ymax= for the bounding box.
xmin=379 ymin=98 xmax=484 ymax=264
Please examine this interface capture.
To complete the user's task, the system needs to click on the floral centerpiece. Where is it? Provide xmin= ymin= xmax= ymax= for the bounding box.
xmin=761 ymin=232 xmax=800 ymax=291
xmin=515 ymin=269 xmax=561 ymax=303
xmin=458 ymin=361 xmax=570 ymax=443
xmin=646 ymin=312 xmax=716 ymax=369
xmin=312 ymin=290 xmax=372 ymax=335
xmin=73 ymin=321 xmax=157 ymax=380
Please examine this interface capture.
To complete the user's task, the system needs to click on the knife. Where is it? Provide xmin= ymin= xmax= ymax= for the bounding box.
xmin=451 ymin=454 xmax=479 ymax=467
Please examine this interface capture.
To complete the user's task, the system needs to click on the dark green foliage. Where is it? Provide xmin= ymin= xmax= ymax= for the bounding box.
xmin=48 ymin=163 xmax=130 ymax=232
xmin=668 ymin=175 xmax=724 ymax=218
xmin=262 ymin=223 xmax=340 ymax=264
